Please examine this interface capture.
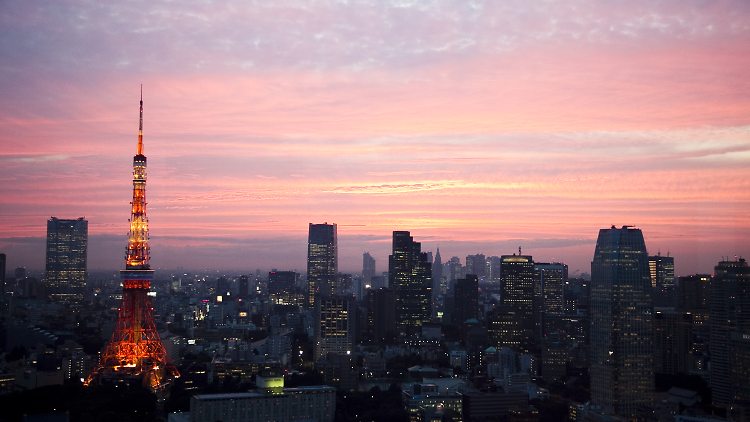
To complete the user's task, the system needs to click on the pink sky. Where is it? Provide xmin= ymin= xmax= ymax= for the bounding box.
xmin=1 ymin=0 xmax=749 ymax=276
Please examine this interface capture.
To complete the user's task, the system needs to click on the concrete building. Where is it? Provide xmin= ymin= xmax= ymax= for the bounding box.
xmin=189 ymin=375 xmax=335 ymax=422
xmin=314 ymin=295 xmax=356 ymax=358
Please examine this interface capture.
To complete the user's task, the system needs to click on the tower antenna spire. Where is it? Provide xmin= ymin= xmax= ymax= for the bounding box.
xmin=137 ymin=85 xmax=144 ymax=156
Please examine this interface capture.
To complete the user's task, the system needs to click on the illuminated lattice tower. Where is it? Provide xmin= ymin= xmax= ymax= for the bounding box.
xmin=87 ymin=89 xmax=179 ymax=390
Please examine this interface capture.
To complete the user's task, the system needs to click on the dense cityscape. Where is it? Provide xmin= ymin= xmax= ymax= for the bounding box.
xmin=1 ymin=213 xmax=748 ymax=422
xmin=2 ymin=2 xmax=750 ymax=422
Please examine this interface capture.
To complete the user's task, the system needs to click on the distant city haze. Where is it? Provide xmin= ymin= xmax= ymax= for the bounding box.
xmin=1 ymin=1 xmax=748 ymax=276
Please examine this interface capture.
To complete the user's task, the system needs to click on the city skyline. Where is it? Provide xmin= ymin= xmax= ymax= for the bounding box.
xmin=2 ymin=1 xmax=749 ymax=276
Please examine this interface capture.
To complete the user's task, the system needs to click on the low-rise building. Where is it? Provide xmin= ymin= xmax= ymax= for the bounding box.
xmin=189 ymin=375 xmax=335 ymax=422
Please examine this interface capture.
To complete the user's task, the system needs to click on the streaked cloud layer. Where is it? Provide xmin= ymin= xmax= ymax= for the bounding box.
xmin=1 ymin=0 xmax=749 ymax=275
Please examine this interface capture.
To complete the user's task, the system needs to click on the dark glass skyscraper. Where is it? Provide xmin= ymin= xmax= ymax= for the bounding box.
xmin=709 ymin=258 xmax=750 ymax=410
xmin=590 ymin=226 xmax=654 ymax=420
xmin=307 ymin=223 xmax=337 ymax=308
xmin=45 ymin=217 xmax=87 ymax=305
xmin=535 ymin=262 xmax=567 ymax=336
xmin=362 ymin=252 xmax=376 ymax=288
xmin=389 ymin=231 xmax=431 ymax=327
xmin=454 ymin=275 xmax=479 ymax=324
xmin=0 ymin=253 xmax=5 ymax=296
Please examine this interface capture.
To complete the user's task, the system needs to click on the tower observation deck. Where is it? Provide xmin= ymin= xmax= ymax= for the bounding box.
xmin=87 ymin=88 xmax=179 ymax=390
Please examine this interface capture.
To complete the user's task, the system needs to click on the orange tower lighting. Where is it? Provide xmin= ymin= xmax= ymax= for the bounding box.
xmin=87 ymin=87 xmax=179 ymax=390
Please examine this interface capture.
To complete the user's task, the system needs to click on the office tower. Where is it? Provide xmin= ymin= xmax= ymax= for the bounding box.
xmin=648 ymin=253 xmax=674 ymax=288
xmin=362 ymin=252 xmax=376 ymax=288
xmin=487 ymin=256 xmax=502 ymax=282
xmin=466 ymin=254 xmax=486 ymax=278
xmin=269 ymin=270 xmax=303 ymax=305
xmin=653 ymin=309 xmax=692 ymax=375
xmin=487 ymin=306 xmax=521 ymax=351
xmin=87 ymin=89 xmax=179 ymax=389
xmin=454 ymin=275 xmax=479 ymax=324
xmin=307 ymin=223 xmax=337 ymax=308
xmin=238 ymin=275 xmax=249 ymax=298
xmin=366 ymin=287 xmax=395 ymax=342
xmin=45 ymin=217 xmax=88 ymax=305
xmin=501 ymin=254 xmax=535 ymax=334
xmin=15 ymin=266 xmax=26 ymax=281
xmin=389 ymin=231 xmax=432 ymax=327
xmin=590 ymin=226 xmax=654 ymax=420
xmin=709 ymin=258 xmax=750 ymax=409
xmin=678 ymin=274 xmax=711 ymax=359
xmin=269 ymin=271 xmax=299 ymax=293
xmin=0 ymin=253 xmax=5 ymax=295
xmin=534 ymin=262 xmax=567 ymax=337
xmin=314 ymin=295 xmax=356 ymax=358
xmin=542 ymin=332 xmax=568 ymax=381
xmin=432 ymin=248 xmax=443 ymax=295
xmin=217 ymin=277 xmax=230 ymax=297
xmin=650 ymin=253 xmax=676 ymax=307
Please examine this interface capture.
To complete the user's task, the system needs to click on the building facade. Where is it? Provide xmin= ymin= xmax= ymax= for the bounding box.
xmin=389 ymin=231 xmax=432 ymax=328
xmin=501 ymin=254 xmax=535 ymax=334
xmin=45 ymin=217 xmax=88 ymax=305
xmin=367 ymin=287 xmax=395 ymax=342
xmin=314 ymin=295 xmax=356 ymax=358
xmin=362 ymin=252 xmax=376 ymax=288
xmin=534 ymin=262 xmax=567 ymax=337
xmin=307 ymin=223 xmax=338 ymax=308
xmin=190 ymin=378 xmax=335 ymax=422
xmin=709 ymin=258 xmax=750 ymax=410
xmin=454 ymin=275 xmax=479 ymax=324
xmin=590 ymin=226 xmax=654 ymax=420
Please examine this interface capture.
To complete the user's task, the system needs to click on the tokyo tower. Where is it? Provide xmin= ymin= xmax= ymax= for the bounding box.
xmin=87 ymin=88 xmax=179 ymax=390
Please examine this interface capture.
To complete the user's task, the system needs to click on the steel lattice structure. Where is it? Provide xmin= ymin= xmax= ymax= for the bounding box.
xmin=87 ymin=88 xmax=179 ymax=390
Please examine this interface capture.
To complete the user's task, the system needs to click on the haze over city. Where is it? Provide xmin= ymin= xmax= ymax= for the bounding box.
xmin=1 ymin=0 xmax=749 ymax=275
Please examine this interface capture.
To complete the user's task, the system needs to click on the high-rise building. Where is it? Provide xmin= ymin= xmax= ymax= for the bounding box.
xmin=709 ymin=258 xmax=750 ymax=409
xmin=389 ymin=231 xmax=432 ymax=328
xmin=653 ymin=309 xmax=692 ymax=375
xmin=648 ymin=253 xmax=674 ymax=288
xmin=448 ymin=257 xmax=462 ymax=286
xmin=487 ymin=256 xmax=502 ymax=282
xmin=650 ymin=253 xmax=676 ymax=307
xmin=534 ymin=262 xmax=567 ymax=337
xmin=307 ymin=223 xmax=337 ymax=308
xmin=501 ymin=254 xmax=535 ymax=334
xmin=433 ymin=248 xmax=443 ymax=296
xmin=0 ymin=253 xmax=5 ymax=296
xmin=454 ymin=275 xmax=479 ymax=324
xmin=678 ymin=274 xmax=711 ymax=359
xmin=466 ymin=254 xmax=486 ymax=278
xmin=362 ymin=252 xmax=376 ymax=288
xmin=590 ymin=226 xmax=654 ymax=420
xmin=238 ymin=275 xmax=249 ymax=298
xmin=487 ymin=306 xmax=521 ymax=352
xmin=15 ymin=266 xmax=26 ymax=281
xmin=315 ymin=295 xmax=356 ymax=359
xmin=366 ymin=287 xmax=395 ymax=342
xmin=45 ymin=217 xmax=87 ymax=305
